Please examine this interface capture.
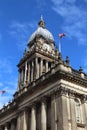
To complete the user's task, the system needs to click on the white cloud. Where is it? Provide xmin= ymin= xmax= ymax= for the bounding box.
xmin=51 ymin=0 xmax=87 ymax=45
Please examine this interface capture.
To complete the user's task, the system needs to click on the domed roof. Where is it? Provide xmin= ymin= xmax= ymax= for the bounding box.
xmin=28 ymin=17 xmax=54 ymax=42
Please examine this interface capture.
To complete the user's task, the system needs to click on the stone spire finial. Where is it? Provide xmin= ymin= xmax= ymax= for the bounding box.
xmin=65 ymin=56 xmax=70 ymax=66
xmin=79 ymin=66 xmax=83 ymax=72
xmin=58 ymin=52 xmax=63 ymax=63
xmin=38 ymin=16 xmax=45 ymax=28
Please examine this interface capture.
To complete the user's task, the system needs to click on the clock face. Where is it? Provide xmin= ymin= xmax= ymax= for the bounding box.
xmin=43 ymin=43 xmax=50 ymax=51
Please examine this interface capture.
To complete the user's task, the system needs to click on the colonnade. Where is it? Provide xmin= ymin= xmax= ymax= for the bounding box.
xmin=0 ymin=98 xmax=50 ymax=130
xmin=18 ymin=57 xmax=51 ymax=90
xmin=0 ymin=91 xmax=87 ymax=130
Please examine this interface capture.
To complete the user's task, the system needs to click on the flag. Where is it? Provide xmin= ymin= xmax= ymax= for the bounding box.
xmin=59 ymin=33 xmax=66 ymax=38
xmin=0 ymin=90 xmax=6 ymax=94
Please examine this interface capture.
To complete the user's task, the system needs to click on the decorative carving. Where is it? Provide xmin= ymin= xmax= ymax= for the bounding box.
xmin=68 ymin=89 xmax=76 ymax=98
xmin=80 ymin=94 xmax=87 ymax=102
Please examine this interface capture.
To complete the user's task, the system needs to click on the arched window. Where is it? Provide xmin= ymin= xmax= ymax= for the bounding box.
xmin=75 ymin=99 xmax=81 ymax=123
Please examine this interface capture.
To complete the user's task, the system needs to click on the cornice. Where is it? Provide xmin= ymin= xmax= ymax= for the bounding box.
xmin=59 ymin=68 xmax=87 ymax=87
xmin=14 ymin=66 xmax=87 ymax=101
xmin=1 ymin=63 xmax=87 ymax=119
xmin=17 ymin=48 xmax=57 ymax=67
xmin=0 ymin=83 xmax=87 ymax=121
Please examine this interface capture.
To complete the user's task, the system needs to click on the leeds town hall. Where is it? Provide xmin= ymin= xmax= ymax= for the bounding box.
xmin=0 ymin=18 xmax=87 ymax=130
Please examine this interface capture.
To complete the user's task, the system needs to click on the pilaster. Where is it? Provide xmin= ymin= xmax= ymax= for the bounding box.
xmin=56 ymin=88 xmax=69 ymax=130
xmin=81 ymin=95 xmax=87 ymax=129
xmin=84 ymin=101 xmax=87 ymax=129
xmin=69 ymin=92 xmax=77 ymax=130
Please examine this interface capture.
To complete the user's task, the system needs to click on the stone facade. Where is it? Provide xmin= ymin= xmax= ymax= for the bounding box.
xmin=0 ymin=18 xmax=87 ymax=130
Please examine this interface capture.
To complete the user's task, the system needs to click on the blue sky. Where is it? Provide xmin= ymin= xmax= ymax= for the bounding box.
xmin=0 ymin=0 xmax=87 ymax=108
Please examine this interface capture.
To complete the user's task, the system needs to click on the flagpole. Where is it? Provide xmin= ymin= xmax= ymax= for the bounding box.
xmin=58 ymin=33 xmax=66 ymax=53
xmin=59 ymin=38 xmax=61 ymax=53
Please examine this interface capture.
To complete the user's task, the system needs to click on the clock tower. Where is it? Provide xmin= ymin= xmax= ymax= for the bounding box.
xmin=0 ymin=17 xmax=87 ymax=130
xmin=17 ymin=17 xmax=59 ymax=90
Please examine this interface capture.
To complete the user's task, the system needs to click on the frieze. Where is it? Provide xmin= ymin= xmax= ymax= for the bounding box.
xmin=0 ymin=84 xmax=87 ymax=117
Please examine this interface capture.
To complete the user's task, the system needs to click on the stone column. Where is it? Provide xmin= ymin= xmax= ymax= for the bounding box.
xmin=28 ymin=63 xmax=30 ymax=83
xmin=41 ymin=100 xmax=47 ymax=130
xmin=23 ymin=108 xmax=28 ymax=130
xmin=46 ymin=61 xmax=48 ymax=73
xmin=30 ymin=105 xmax=36 ymax=130
xmin=4 ymin=123 xmax=9 ymax=130
xmin=40 ymin=59 xmax=43 ymax=76
xmin=31 ymin=61 xmax=34 ymax=82
xmin=69 ymin=93 xmax=77 ymax=130
xmin=10 ymin=119 xmax=16 ymax=130
xmin=16 ymin=114 xmax=21 ymax=130
xmin=51 ymin=94 xmax=57 ymax=130
xmin=35 ymin=58 xmax=39 ymax=79
xmin=24 ymin=62 xmax=28 ymax=84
